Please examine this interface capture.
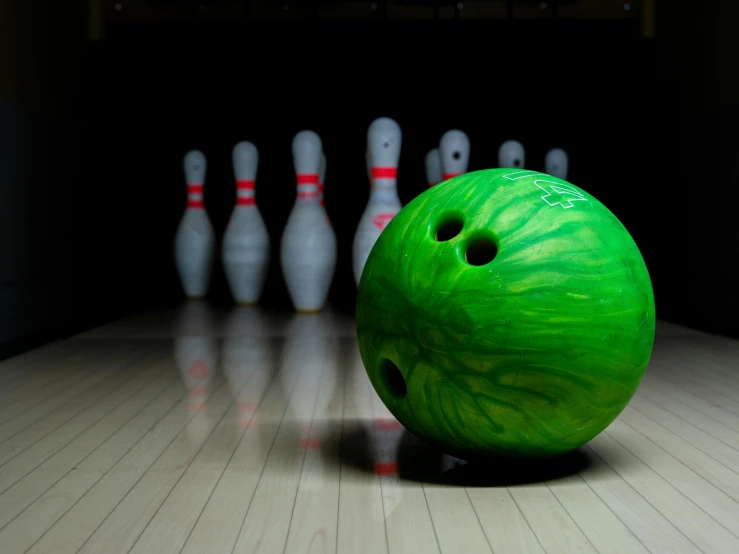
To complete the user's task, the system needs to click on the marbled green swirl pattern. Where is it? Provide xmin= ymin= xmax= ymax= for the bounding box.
xmin=356 ymin=169 xmax=655 ymax=458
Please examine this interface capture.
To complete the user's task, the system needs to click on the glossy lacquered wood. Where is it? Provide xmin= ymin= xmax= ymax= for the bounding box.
xmin=0 ymin=307 xmax=736 ymax=554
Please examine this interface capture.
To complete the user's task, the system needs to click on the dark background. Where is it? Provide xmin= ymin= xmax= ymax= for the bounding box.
xmin=1 ymin=0 xmax=737 ymax=357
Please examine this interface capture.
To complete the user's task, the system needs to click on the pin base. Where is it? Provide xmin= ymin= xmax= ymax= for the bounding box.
xmin=296 ymin=308 xmax=322 ymax=314
xmin=237 ymin=301 xmax=258 ymax=307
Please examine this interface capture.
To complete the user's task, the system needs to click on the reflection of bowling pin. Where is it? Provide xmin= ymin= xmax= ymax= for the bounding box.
xmin=353 ymin=117 xmax=403 ymax=286
xmin=425 ymin=148 xmax=442 ymax=188
xmin=439 ymin=130 xmax=470 ymax=181
xmin=370 ymin=416 xmax=404 ymax=476
xmin=282 ymin=312 xmax=333 ymax=450
xmin=365 ymin=359 xmax=405 ymax=476
xmin=222 ymin=306 xmax=272 ymax=429
xmin=498 ymin=140 xmax=525 ymax=169
xmin=174 ymin=150 xmax=215 ymax=298
xmin=545 ymin=147 xmax=569 ymax=180
xmin=173 ymin=301 xmax=218 ymax=413
xmin=222 ymin=141 xmax=270 ymax=306
xmin=281 ymin=131 xmax=337 ymax=312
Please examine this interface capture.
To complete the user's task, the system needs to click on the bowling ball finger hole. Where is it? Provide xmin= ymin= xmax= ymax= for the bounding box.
xmin=380 ymin=359 xmax=407 ymax=399
xmin=465 ymin=238 xmax=498 ymax=266
xmin=434 ymin=219 xmax=464 ymax=242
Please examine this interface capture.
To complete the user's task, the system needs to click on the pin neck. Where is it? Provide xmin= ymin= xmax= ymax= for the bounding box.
xmin=235 ymin=179 xmax=256 ymax=206
xmin=372 ymin=167 xmax=397 ymax=179
xmin=187 ymin=184 xmax=204 ymax=209
xmin=296 ymin=173 xmax=319 ymax=202
xmin=370 ymin=166 xmax=398 ymax=200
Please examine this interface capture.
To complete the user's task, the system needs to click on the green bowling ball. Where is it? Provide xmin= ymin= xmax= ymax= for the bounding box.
xmin=356 ymin=169 xmax=655 ymax=459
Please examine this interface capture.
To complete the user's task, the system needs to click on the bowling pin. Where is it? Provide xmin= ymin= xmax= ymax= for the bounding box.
xmin=439 ymin=130 xmax=470 ymax=181
xmin=425 ymin=148 xmax=442 ymax=188
xmin=498 ymin=139 xmax=525 ymax=169
xmin=352 ymin=117 xmax=403 ymax=286
xmin=280 ymin=130 xmax=337 ymax=312
xmin=365 ymin=148 xmax=371 ymax=189
xmin=174 ymin=150 xmax=215 ymax=299
xmin=545 ymin=147 xmax=569 ymax=180
xmin=222 ymin=141 xmax=270 ymax=306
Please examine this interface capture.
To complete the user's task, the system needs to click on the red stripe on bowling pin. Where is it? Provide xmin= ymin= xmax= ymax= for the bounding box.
xmin=297 ymin=173 xmax=319 ymax=199
xmin=371 ymin=167 xmax=398 ymax=196
xmin=235 ymin=179 xmax=256 ymax=206
xmin=371 ymin=167 xmax=397 ymax=179
xmin=187 ymin=184 xmax=205 ymax=209
xmin=443 ymin=172 xmax=460 ymax=180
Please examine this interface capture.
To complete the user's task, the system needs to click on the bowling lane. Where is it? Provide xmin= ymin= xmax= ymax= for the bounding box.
xmin=0 ymin=307 xmax=737 ymax=554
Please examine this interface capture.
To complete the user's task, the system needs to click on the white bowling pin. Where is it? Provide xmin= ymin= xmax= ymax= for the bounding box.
xmin=222 ymin=141 xmax=270 ymax=306
xmin=280 ymin=131 xmax=337 ymax=312
xmin=498 ymin=140 xmax=525 ymax=169
xmin=425 ymin=148 xmax=442 ymax=188
xmin=545 ymin=147 xmax=569 ymax=180
xmin=174 ymin=150 xmax=215 ymax=299
xmin=439 ymin=130 xmax=470 ymax=181
xmin=365 ymin=148 xmax=371 ymax=189
xmin=352 ymin=117 xmax=403 ymax=286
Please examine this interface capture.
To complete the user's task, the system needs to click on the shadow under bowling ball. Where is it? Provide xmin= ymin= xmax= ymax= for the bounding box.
xmin=396 ymin=429 xmax=591 ymax=486
xmin=434 ymin=449 xmax=591 ymax=487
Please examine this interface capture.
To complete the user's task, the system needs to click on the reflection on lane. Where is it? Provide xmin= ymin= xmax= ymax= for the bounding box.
xmin=222 ymin=306 xmax=273 ymax=430
xmin=170 ymin=302 xmax=463 ymax=481
xmin=173 ymin=301 xmax=218 ymax=414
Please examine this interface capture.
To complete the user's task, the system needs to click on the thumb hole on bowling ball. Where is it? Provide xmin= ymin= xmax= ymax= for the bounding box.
xmin=465 ymin=238 xmax=498 ymax=266
xmin=380 ymin=359 xmax=407 ymax=399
